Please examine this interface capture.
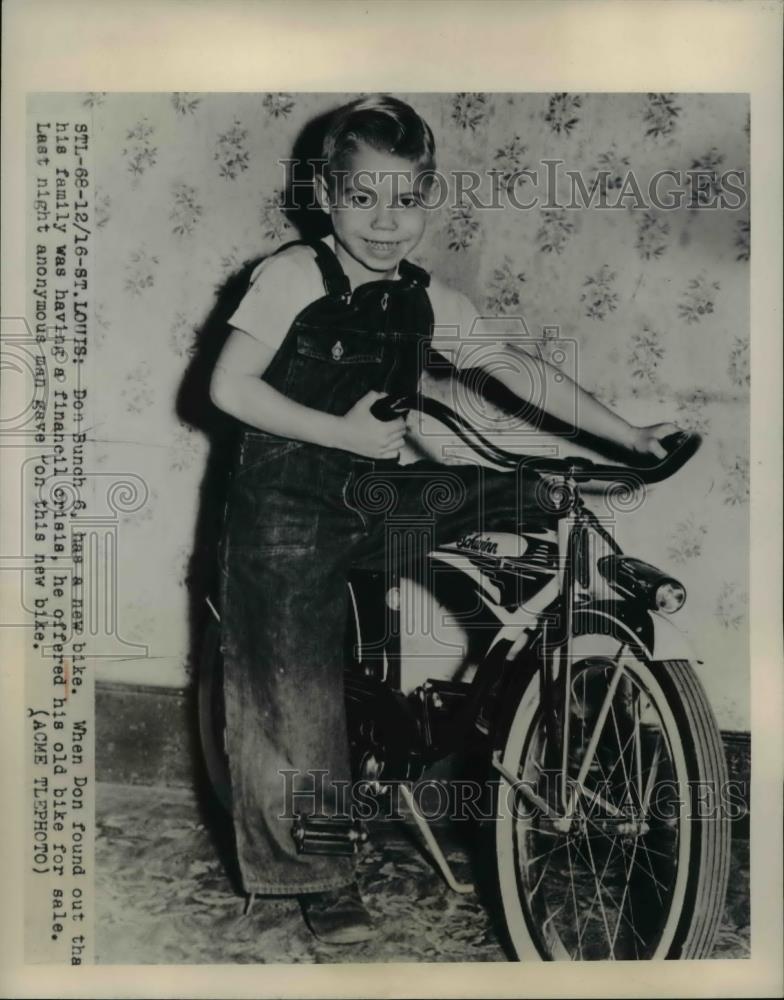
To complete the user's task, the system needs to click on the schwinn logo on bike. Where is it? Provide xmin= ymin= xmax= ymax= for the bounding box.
xmin=455 ymin=533 xmax=500 ymax=556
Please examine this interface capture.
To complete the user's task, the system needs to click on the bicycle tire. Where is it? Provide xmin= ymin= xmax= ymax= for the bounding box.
xmin=491 ymin=648 xmax=730 ymax=961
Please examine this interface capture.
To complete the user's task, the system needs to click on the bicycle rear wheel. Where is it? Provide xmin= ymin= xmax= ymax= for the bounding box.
xmin=493 ymin=644 xmax=730 ymax=960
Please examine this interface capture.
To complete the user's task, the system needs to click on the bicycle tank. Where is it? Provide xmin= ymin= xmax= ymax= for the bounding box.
xmin=430 ymin=527 xmax=559 ymax=610
xmin=381 ymin=527 xmax=559 ymax=694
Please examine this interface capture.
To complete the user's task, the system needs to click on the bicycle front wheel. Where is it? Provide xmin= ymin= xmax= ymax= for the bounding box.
xmin=493 ymin=644 xmax=730 ymax=960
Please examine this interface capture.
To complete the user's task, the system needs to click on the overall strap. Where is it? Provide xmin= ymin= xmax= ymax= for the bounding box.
xmin=310 ymin=240 xmax=352 ymax=300
xmin=398 ymin=258 xmax=431 ymax=288
xmin=270 ymin=238 xmax=351 ymax=300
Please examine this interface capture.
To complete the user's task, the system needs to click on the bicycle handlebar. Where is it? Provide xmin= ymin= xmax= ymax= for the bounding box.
xmin=370 ymin=393 xmax=701 ymax=485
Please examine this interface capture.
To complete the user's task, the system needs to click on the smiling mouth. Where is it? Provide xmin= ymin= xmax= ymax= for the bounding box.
xmin=363 ymin=238 xmax=402 ymax=252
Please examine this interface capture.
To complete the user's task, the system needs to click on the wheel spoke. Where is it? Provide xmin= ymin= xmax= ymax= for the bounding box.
xmin=574 ymin=780 xmax=622 ymax=817
xmin=633 ymin=694 xmax=644 ymax=805
xmin=625 ymin=843 xmax=641 ymax=961
xmin=637 ymin=840 xmax=666 ymax=902
xmin=610 ymin=837 xmax=644 ymax=952
xmin=583 ymin=832 xmax=672 ymax=953
xmin=506 ymin=652 xmax=713 ymax=962
xmin=526 ymin=838 xmax=569 ymax=868
xmin=565 ymin=838 xmax=584 ymax=959
xmin=530 ymin=848 xmax=557 ymax=898
xmin=572 ymin=833 xmax=617 ymax=957
xmin=583 ymin=815 xmax=672 ymax=881
xmin=586 ymin=742 xmax=612 ymax=795
xmin=541 ymin=901 xmax=566 ymax=930
xmin=642 ymin=735 xmax=663 ymax=812
xmin=568 ymin=832 xmax=650 ymax=956
xmin=609 ymin=701 xmax=635 ymax=810
xmin=628 ymin=839 xmax=673 ymax=862
xmin=576 ymin=701 xmax=637 ymax=810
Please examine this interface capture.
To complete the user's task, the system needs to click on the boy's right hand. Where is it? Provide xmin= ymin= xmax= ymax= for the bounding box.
xmin=339 ymin=391 xmax=407 ymax=460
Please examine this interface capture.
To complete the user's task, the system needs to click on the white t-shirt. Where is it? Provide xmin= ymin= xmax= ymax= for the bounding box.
xmin=228 ymin=236 xmax=481 ymax=369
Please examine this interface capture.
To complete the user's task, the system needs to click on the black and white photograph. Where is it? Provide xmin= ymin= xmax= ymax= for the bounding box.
xmin=2 ymin=2 xmax=782 ymax=998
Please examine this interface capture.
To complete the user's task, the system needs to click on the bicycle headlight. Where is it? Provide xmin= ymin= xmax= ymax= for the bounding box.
xmin=598 ymin=556 xmax=686 ymax=614
xmin=654 ymin=581 xmax=686 ymax=614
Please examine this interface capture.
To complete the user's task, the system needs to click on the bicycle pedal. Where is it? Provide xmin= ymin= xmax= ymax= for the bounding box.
xmin=291 ymin=813 xmax=368 ymax=857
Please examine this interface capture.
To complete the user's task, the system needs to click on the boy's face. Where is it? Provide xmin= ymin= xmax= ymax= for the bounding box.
xmin=321 ymin=143 xmax=428 ymax=279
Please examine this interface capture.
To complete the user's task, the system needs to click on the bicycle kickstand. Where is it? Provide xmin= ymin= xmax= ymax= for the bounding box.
xmin=398 ymin=784 xmax=474 ymax=895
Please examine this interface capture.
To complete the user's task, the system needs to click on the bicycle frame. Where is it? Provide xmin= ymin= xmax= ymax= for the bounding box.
xmin=348 ymin=393 xmax=701 ymax=804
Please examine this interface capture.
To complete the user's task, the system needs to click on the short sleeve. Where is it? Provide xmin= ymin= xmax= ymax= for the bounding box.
xmin=228 ymin=249 xmax=323 ymax=354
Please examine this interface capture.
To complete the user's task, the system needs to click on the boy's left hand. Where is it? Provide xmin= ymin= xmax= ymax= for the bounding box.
xmin=630 ymin=422 xmax=683 ymax=461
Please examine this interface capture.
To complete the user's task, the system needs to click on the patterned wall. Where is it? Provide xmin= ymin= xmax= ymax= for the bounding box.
xmin=83 ymin=92 xmax=749 ymax=728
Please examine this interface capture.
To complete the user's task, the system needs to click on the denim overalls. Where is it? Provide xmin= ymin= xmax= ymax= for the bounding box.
xmin=220 ymin=239 xmax=544 ymax=895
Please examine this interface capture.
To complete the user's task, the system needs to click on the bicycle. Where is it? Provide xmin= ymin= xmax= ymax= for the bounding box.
xmin=199 ymin=392 xmax=730 ymax=961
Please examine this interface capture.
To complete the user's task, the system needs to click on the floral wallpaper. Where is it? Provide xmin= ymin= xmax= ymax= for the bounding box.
xmin=82 ymin=92 xmax=749 ymax=729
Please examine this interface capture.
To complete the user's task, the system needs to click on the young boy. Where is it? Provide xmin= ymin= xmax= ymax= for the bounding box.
xmin=209 ymin=94 xmax=678 ymax=945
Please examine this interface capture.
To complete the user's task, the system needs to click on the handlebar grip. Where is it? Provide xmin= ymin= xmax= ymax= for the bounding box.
xmin=636 ymin=430 xmax=702 ymax=482
xmin=660 ymin=431 xmax=689 ymax=452
xmin=370 ymin=395 xmax=410 ymax=422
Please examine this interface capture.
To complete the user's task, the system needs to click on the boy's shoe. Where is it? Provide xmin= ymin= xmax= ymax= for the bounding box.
xmin=299 ymin=882 xmax=377 ymax=945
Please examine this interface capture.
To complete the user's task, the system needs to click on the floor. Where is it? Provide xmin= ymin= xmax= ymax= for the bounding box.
xmin=95 ymin=782 xmax=750 ymax=965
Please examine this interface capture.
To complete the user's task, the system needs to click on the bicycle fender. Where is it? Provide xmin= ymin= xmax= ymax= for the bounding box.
xmin=648 ymin=611 xmax=701 ymax=662
xmin=572 ymin=601 xmax=700 ymax=663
